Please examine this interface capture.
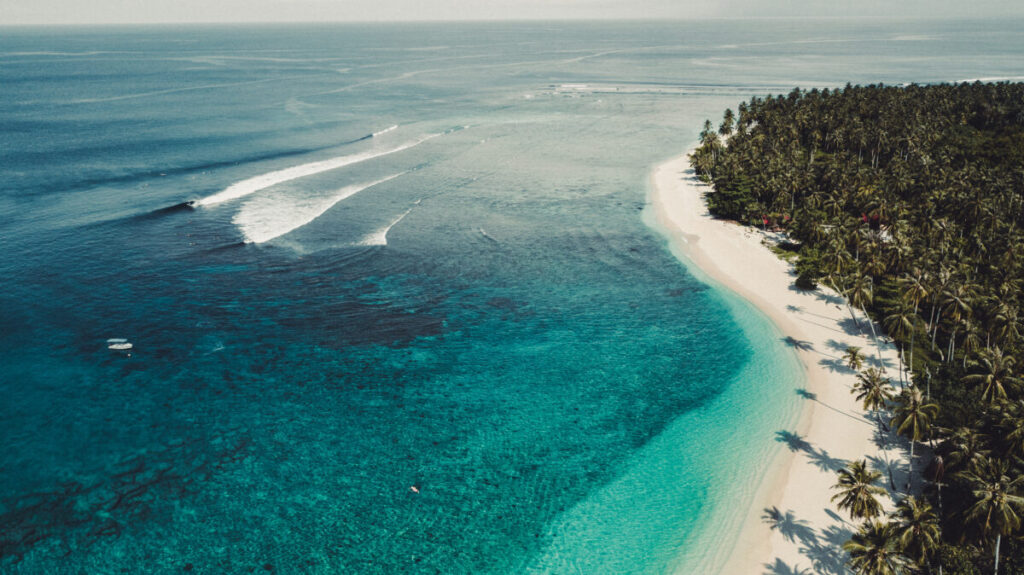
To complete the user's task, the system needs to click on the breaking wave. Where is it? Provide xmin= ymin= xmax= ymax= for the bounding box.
xmin=194 ymin=131 xmax=435 ymax=207
xmin=233 ymin=174 xmax=404 ymax=244
xmin=356 ymin=209 xmax=412 ymax=247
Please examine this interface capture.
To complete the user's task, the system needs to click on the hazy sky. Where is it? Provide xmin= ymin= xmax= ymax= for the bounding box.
xmin=2 ymin=0 xmax=1023 ymax=25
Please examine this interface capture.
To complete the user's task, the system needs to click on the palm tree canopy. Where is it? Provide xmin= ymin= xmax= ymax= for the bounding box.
xmin=891 ymin=386 xmax=939 ymax=443
xmin=853 ymin=367 xmax=895 ymax=413
xmin=832 ymin=460 xmax=887 ymax=520
xmin=690 ymin=81 xmax=1024 ymax=568
xmin=959 ymin=455 xmax=1024 ymax=541
xmin=845 ymin=346 xmax=866 ymax=371
xmin=843 ymin=520 xmax=910 ymax=575
xmin=962 ymin=347 xmax=1021 ymax=403
xmin=891 ymin=496 xmax=940 ymax=566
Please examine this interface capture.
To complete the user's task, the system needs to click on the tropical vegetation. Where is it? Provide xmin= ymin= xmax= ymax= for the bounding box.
xmin=693 ymin=81 xmax=1024 ymax=573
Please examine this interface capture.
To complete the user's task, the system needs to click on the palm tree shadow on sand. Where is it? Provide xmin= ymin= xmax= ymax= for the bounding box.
xmin=762 ymin=507 xmax=817 ymax=545
xmin=866 ymin=453 xmax=903 ymax=494
xmin=793 ymin=388 xmax=869 ymax=426
xmin=774 ymin=430 xmax=848 ymax=473
xmin=799 ymin=522 xmax=852 ymax=575
xmin=795 ymin=388 xmax=817 ymax=400
xmin=837 ymin=316 xmax=867 ymax=337
xmin=787 ymin=283 xmax=846 ymax=306
xmin=824 ymin=338 xmax=851 ymax=353
xmin=806 ymin=448 xmax=847 ymax=473
xmin=763 ymin=557 xmax=814 ymax=575
xmin=775 ymin=430 xmax=813 ymax=452
xmin=782 ymin=336 xmax=815 ymax=352
xmin=761 ymin=508 xmax=851 ymax=575
xmin=818 ymin=356 xmax=857 ymax=374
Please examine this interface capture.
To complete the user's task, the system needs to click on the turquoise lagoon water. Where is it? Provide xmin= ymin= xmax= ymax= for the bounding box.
xmin=1 ymin=19 xmax=1023 ymax=573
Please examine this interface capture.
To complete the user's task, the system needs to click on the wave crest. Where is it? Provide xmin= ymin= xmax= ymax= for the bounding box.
xmin=233 ymin=174 xmax=403 ymax=244
xmin=195 ymin=131 xmax=434 ymax=207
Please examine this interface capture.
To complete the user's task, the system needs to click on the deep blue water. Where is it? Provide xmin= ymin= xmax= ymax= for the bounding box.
xmin=2 ymin=19 xmax=1023 ymax=574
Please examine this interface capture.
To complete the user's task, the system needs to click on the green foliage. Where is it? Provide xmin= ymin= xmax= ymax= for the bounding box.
xmin=832 ymin=460 xmax=887 ymax=520
xmin=937 ymin=543 xmax=981 ymax=575
xmin=705 ymin=173 xmax=759 ymax=219
xmin=794 ymin=246 xmax=822 ymax=290
xmin=695 ymin=80 xmax=1024 ymax=573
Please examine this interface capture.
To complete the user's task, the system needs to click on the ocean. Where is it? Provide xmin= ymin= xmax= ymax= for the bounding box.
xmin=1 ymin=19 xmax=1022 ymax=573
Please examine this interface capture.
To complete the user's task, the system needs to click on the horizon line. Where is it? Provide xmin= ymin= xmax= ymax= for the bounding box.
xmin=3 ymin=14 xmax=1022 ymax=27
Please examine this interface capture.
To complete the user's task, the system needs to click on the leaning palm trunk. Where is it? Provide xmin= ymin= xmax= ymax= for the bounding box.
xmin=907 ymin=439 xmax=915 ymax=492
xmin=898 ymin=343 xmax=906 ymax=388
xmin=931 ymin=304 xmax=946 ymax=353
xmin=875 ymin=413 xmax=897 ymax=490
xmin=829 ymin=277 xmax=861 ymax=330
xmin=860 ymin=304 xmax=885 ymax=370
xmin=908 ymin=328 xmax=915 ymax=383
xmin=909 ymin=302 xmax=918 ymax=379
xmin=995 ymin=533 xmax=1001 ymax=575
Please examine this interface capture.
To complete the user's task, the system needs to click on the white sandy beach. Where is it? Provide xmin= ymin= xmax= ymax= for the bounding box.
xmin=650 ymin=153 xmax=906 ymax=575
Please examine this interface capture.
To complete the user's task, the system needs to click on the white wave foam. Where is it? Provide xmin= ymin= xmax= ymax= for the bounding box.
xmin=196 ymin=133 xmax=437 ymax=207
xmin=234 ymin=174 xmax=403 ymax=244
xmin=357 ymin=209 xmax=412 ymax=247
xmin=373 ymin=125 xmax=399 ymax=137
xmin=478 ymin=228 xmax=498 ymax=243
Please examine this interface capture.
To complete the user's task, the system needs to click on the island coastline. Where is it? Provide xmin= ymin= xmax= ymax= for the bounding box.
xmin=649 ymin=151 xmax=905 ymax=575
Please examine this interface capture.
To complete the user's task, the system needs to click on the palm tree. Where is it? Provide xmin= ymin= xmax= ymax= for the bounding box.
xmin=832 ymin=459 xmax=887 ymax=520
xmin=962 ymin=347 xmax=1021 ymax=403
xmin=940 ymin=426 xmax=990 ymax=475
xmin=845 ymin=346 xmax=866 ymax=371
xmin=719 ymin=108 xmax=735 ymax=137
xmin=684 ymin=80 xmax=1024 ymax=571
xmin=961 ymin=319 xmax=984 ymax=369
xmin=853 ymin=367 xmax=895 ymax=432
xmin=992 ymin=304 xmax=1022 ymax=348
xmin=925 ymin=452 xmax=948 ymax=511
xmin=938 ymin=282 xmax=975 ymax=363
xmin=843 ymin=520 xmax=909 ymax=575
xmin=897 ymin=270 xmax=929 ymax=377
xmin=891 ymin=496 xmax=941 ymax=570
xmin=891 ymin=386 xmax=939 ymax=490
xmin=884 ymin=302 xmax=917 ymax=387
xmin=959 ymin=456 xmax=1024 ymax=575
xmin=998 ymin=401 xmax=1024 ymax=458
xmin=849 ymin=271 xmax=885 ymax=367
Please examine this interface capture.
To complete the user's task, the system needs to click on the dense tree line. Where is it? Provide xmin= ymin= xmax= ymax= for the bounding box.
xmin=692 ymin=82 xmax=1024 ymax=574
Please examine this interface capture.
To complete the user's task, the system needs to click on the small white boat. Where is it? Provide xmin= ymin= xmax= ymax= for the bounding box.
xmin=108 ymin=342 xmax=133 ymax=351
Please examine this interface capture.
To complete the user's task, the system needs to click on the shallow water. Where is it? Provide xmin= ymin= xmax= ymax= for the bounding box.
xmin=2 ymin=19 xmax=1023 ymax=573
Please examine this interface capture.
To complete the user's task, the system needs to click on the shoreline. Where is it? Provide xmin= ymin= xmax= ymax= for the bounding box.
xmin=649 ymin=152 xmax=904 ymax=574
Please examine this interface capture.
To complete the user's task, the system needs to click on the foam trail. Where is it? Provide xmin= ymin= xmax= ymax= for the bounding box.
xmin=479 ymin=228 xmax=498 ymax=243
xmin=234 ymin=174 xmax=403 ymax=244
xmin=373 ymin=125 xmax=399 ymax=137
xmin=195 ymin=133 xmax=435 ymax=207
xmin=358 ymin=209 xmax=412 ymax=247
